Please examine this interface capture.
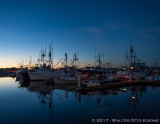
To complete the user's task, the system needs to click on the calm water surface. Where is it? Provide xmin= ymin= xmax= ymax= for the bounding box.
xmin=0 ymin=77 xmax=160 ymax=124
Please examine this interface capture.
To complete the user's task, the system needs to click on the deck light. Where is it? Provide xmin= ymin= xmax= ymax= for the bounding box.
xmin=130 ymin=67 xmax=133 ymax=70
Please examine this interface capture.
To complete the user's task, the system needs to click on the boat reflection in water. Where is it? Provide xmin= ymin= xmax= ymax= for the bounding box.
xmin=78 ymin=85 xmax=150 ymax=112
xmin=19 ymin=81 xmax=77 ymax=110
xmin=18 ymin=80 xmax=160 ymax=114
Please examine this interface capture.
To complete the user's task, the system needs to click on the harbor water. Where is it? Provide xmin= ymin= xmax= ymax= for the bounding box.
xmin=0 ymin=77 xmax=160 ymax=124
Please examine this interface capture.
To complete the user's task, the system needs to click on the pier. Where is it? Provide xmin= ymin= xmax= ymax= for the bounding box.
xmin=79 ymin=80 xmax=160 ymax=92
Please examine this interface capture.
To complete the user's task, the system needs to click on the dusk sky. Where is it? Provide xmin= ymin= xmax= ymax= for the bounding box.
xmin=0 ymin=0 xmax=160 ymax=68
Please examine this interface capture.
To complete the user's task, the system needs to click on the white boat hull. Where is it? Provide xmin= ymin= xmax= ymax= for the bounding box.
xmin=28 ymin=70 xmax=65 ymax=81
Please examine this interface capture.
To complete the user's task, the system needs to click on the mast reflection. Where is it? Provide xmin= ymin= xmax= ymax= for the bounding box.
xmin=18 ymin=80 xmax=154 ymax=112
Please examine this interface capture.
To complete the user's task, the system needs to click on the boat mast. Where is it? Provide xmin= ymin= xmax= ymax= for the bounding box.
xmin=48 ymin=43 xmax=52 ymax=66
xmin=64 ymin=53 xmax=68 ymax=67
xmin=130 ymin=45 xmax=133 ymax=67
xmin=40 ymin=45 xmax=46 ymax=65
xmin=95 ymin=51 xmax=104 ymax=68
xmin=73 ymin=53 xmax=78 ymax=68
xmin=95 ymin=47 xmax=96 ymax=67
xmin=52 ymin=41 xmax=53 ymax=68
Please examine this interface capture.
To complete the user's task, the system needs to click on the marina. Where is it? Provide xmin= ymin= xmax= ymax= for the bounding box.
xmin=0 ymin=40 xmax=160 ymax=124
xmin=13 ymin=45 xmax=160 ymax=92
xmin=0 ymin=0 xmax=160 ymax=123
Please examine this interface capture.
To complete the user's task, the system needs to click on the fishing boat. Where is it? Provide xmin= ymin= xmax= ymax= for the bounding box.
xmin=54 ymin=70 xmax=82 ymax=84
xmin=28 ymin=64 xmax=66 ymax=81
xmin=27 ymin=43 xmax=68 ymax=81
xmin=118 ymin=46 xmax=148 ymax=81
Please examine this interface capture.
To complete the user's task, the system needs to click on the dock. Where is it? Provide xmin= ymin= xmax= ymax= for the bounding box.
xmin=79 ymin=80 xmax=160 ymax=92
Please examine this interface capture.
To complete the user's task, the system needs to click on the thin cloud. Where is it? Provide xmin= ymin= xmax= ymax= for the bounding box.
xmin=105 ymin=22 xmax=132 ymax=30
xmin=135 ymin=26 xmax=160 ymax=39
xmin=77 ymin=27 xmax=104 ymax=34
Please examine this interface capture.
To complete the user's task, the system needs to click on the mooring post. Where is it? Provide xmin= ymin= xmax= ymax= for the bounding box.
xmin=78 ymin=76 xmax=81 ymax=88
xmin=46 ymin=75 xmax=48 ymax=82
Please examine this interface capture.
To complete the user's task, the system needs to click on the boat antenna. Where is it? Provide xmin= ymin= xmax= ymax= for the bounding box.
xmin=48 ymin=43 xmax=52 ymax=66
xmin=45 ymin=44 xmax=46 ymax=61
xmin=52 ymin=41 xmax=53 ymax=68
xmin=73 ymin=52 xmax=78 ymax=68
xmin=95 ymin=47 xmax=96 ymax=67
xmin=64 ymin=52 xmax=68 ymax=67
xmin=41 ymin=45 xmax=42 ymax=65
xmin=78 ymin=52 xmax=79 ymax=67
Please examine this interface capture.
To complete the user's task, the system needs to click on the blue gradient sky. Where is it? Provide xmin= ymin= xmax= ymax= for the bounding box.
xmin=0 ymin=0 xmax=160 ymax=68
